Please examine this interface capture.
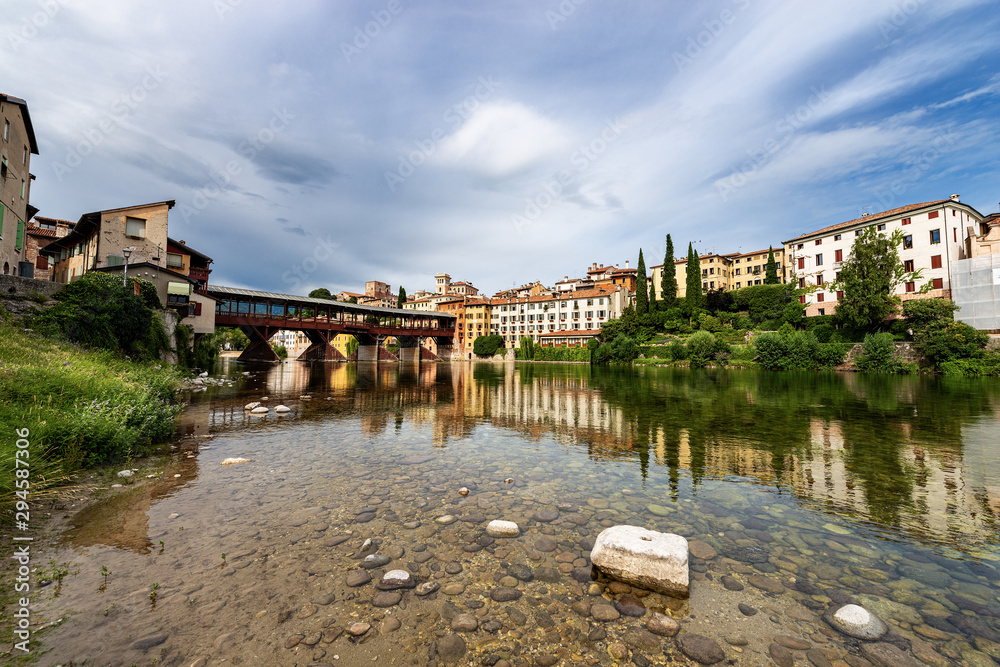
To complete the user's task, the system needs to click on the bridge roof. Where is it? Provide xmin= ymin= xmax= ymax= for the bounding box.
xmin=208 ymin=285 xmax=456 ymax=319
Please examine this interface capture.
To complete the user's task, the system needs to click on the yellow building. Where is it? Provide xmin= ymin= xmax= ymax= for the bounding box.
xmin=725 ymin=247 xmax=787 ymax=289
xmin=649 ymin=253 xmax=731 ymax=300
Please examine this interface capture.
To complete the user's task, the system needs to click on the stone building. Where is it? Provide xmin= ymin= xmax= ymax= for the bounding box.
xmin=0 ymin=93 xmax=39 ymax=276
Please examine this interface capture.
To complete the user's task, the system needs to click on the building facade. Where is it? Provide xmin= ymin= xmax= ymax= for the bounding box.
xmin=490 ymin=286 xmax=627 ymax=348
xmin=24 ymin=216 xmax=74 ymax=280
xmin=0 ymin=94 xmax=39 ymax=276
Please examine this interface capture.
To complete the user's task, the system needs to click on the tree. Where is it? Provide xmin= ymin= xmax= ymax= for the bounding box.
xmin=684 ymin=243 xmax=703 ymax=316
xmin=473 ymin=334 xmax=504 ymax=356
xmin=308 ymin=288 xmax=334 ymax=300
xmin=764 ymin=246 xmax=779 ymax=284
xmin=832 ymin=227 xmax=913 ymax=332
xmin=635 ymin=249 xmax=649 ymax=315
xmin=397 ymin=286 xmax=407 ymax=309
xmin=519 ymin=336 xmax=535 ymax=360
xmin=345 ymin=336 xmax=359 ymax=358
xmin=661 ymin=234 xmax=677 ymax=310
xmin=347 ymin=296 xmax=358 ymax=304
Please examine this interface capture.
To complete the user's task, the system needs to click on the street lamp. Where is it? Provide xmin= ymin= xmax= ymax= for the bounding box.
xmin=122 ymin=246 xmax=134 ymax=287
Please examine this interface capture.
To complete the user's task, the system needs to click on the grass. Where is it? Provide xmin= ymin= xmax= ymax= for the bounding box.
xmin=0 ymin=319 xmax=185 ymax=507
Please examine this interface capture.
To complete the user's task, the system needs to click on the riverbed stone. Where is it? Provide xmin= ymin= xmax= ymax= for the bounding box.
xmin=346 ymin=622 xmax=370 ymax=636
xmin=689 ymin=540 xmax=717 ymax=560
xmin=361 ymin=554 xmax=391 ymax=569
xmin=131 ymin=634 xmax=168 ymax=651
xmin=534 ymin=509 xmax=560 ymax=522
xmin=490 ymin=587 xmax=521 ymax=602
xmin=415 ymin=581 xmax=439 ymax=596
xmin=591 ymin=604 xmax=620 ymax=621
xmin=860 ymin=642 xmax=921 ymax=667
xmin=377 ymin=570 xmax=415 ymax=590
xmin=436 ymin=634 xmax=467 ymax=664
xmin=451 ymin=613 xmax=478 ymax=631
xmin=372 ymin=591 xmax=401 ymax=607
xmin=823 ymin=604 xmax=888 ymax=640
xmin=346 ymin=570 xmax=371 ymax=587
xmin=738 ymin=603 xmax=757 ymax=616
xmin=721 ymin=575 xmax=744 ymax=591
xmin=769 ymin=643 xmax=795 ymax=667
xmin=774 ymin=635 xmax=811 ymax=650
xmin=590 ymin=525 xmax=689 ymax=598
xmin=614 ymin=594 xmax=646 ymax=617
xmin=646 ymin=611 xmax=679 ymax=636
xmin=747 ymin=575 xmax=785 ymax=594
xmin=676 ymin=634 xmax=725 ymax=664
xmin=486 ymin=520 xmax=520 ymax=537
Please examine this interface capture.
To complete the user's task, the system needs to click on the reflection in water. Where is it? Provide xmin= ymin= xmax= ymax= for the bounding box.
xmin=188 ymin=360 xmax=1000 ymax=552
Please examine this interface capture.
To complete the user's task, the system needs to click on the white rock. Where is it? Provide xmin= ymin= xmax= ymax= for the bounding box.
xmin=220 ymin=457 xmax=253 ymax=466
xmin=591 ymin=525 xmax=689 ymax=598
xmin=244 ymin=401 xmax=261 ymax=411
xmin=199 ymin=371 xmax=209 ymax=377
xmin=274 ymin=405 xmax=291 ymax=413
xmin=250 ymin=406 xmax=269 ymax=414
xmin=378 ymin=570 xmax=415 ymax=590
xmin=486 ymin=520 xmax=520 ymax=538
xmin=435 ymin=515 xmax=457 ymax=525
xmin=260 ymin=396 xmax=268 ymax=401
xmin=117 ymin=470 xmax=133 ymax=478
xmin=824 ymin=604 xmax=888 ymax=640
xmin=111 ymin=484 xmax=123 ymax=488
xmin=173 ymin=474 xmax=181 ymax=478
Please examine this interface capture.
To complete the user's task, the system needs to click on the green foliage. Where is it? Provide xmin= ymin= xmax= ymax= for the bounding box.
xmin=913 ymin=320 xmax=988 ymax=365
xmin=473 ymin=334 xmax=504 ymax=357
xmin=191 ymin=331 xmax=221 ymax=369
xmin=733 ymin=284 xmax=795 ymax=324
xmin=902 ymin=298 xmax=957 ymax=328
xmin=698 ymin=313 xmax=722 ymax=333
xmin=705 ymin=288 xmax=734 ymax=313
xmin=271 ymin=343 xmax=288 ymax=359
xmin=812 ymin=323 xmax=835 ymax=343
xmin=592 ymin=334 xmax=639 ymax=365
xmin=137 ymin=312 xmax=172 ymax=363
xmin=635 ymin=248 xmax=649 ymax=315
xmin=532 ymin=345 xmax=590 ymax=362
xmin=833 ymin=226 xmax=913 ymax=332
xmin=308 ymin=288 xmax=334 ymax=300
xmin=346 ymin=336 xmax=359 ymax=358
xmin=587 ymin=337 xmax=601 ymax=353
xmin=661 ymin=234 xmax=677 ymax=310
xmin=764 ymin=246 xmax=779 ymax=284
xmin=217 ymin=327 xmax=249 ymax=350
xmin=397 ymin=286 xmax=406 ymax=309
xmin=174 ymin=324 xmax=192 ymax=367
xmin=519 ymin=336 xmax=535 ymax=361
xmin=752 ymin=330 xmax=847 ymax=370
xmin=855 ymin=333 xmax=910 ymax=373
xmin=686 ymin=330 xmax=716 ymax=366
xmin=684 ymin=243 xmax=703 ymax=316
xmin=782 ymin=302 xmax=805 ymax=325
xmin=938 ymin=350 xmax=1000 ymax=376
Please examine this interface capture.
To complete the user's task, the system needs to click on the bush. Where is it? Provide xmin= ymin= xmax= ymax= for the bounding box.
xmin=938 ymin=351 xmax=1000 ymax=376
xmin=592 ymin=334 xmax=639 ymax=365
xmin=473 ymin=334 xmax=504 ymax=357
xmin=903 ymin=298 xmax=958 ymax=328
xmin=686 ymin=330 xmax=716 ymax=366
xmin=913 ymin=320 xmax=988 ymax=365
xmin=271 ymin=344 xmax=288 ymax=359
xmin=752 ymin=330 xmax=845 ymax=370
xmin=734 ymin=284 xmax=795 ymax=323
xmin=812 ymin=324 xmax=835 ymax=343
xmin=855 ymin=333 xmax=903 ymax=373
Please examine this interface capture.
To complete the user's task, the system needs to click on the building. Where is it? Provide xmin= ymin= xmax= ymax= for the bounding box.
xmin=783 ymin=196 xmax=986 ymax=317
xmin=271 ymin=330 xmax=310 ymax=358
xmin=0 ymin=94 xmax=39 ymax=276
xmin=649 ymin=253 xmax=733 ymax=301
xmin=724 ymin=247 xmax=787 ymax=289
xmin=336 ymin=290 xmax=364 ymax=302
xmin=23 ymin=216 xmax=74 ymax=280
xmin=966 ymin=210 xmax=1000 ymax=258
xmin=490 ymin=286 xmax=628 ymax=348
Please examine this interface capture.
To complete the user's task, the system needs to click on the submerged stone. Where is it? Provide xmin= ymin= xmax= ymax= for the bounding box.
xmin=591 ymin=525 xmax=689 ymax=598
xmin=486 ymin=520 xmax=520 ymax=537
xmin=823 ymin=604 xmax=888 ymax=640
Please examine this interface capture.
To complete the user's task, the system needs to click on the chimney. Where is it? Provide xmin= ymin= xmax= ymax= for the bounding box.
xmin=950 ymin=194 xmax=960 ymax=202
xmin=625 ymin=260 xmax=629 ymax=269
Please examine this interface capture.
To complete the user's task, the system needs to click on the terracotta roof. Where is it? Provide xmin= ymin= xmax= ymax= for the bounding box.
xmin=539 ymin=328 xmax=603 ymax=338
xmin=610 ymin=267 xmax=636 ymax=275
xmin=784 ymin=200 xmax=951 ymax=243
xmin=26 ymin=226 xmax=57 ymax=238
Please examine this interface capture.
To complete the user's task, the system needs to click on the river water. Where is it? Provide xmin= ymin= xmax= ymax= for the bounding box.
xmin=32 ymin=361 xmax=1000 ymax=666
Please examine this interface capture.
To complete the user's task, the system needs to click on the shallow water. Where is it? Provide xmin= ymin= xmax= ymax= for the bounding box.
xmin=32 ymin=361 xmax=1000 ymax=666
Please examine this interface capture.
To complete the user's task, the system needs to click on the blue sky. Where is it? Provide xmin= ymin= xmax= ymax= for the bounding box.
xmin=4 ymin=0 xmax=999 ymax=296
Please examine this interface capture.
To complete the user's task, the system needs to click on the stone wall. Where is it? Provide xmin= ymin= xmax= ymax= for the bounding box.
xmin=0 ymin=274 xmax=62 ymax=318
xmin=843 ymin=340 xmax=924 ymax=367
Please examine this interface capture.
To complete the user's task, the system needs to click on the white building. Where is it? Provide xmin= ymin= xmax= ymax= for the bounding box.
xmin=783 ymin=196 xmax=986 ymax=317
xmin=490 ymin=285 xmax=628 ymax=347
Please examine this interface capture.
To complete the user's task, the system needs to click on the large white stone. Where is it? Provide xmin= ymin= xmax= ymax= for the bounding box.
xmin=274 ymin=405 xmax=291 ymax=413
xmin=590 ymin=525 xmax=689 ymax=598
xmin=824 ymin=603 xmax=888 ymax=640
xmin=250 ymin=406 xmax=269 ymax=414
xmin=486 ymin=520 xmax=520 ymax=538
xmin=244 ymin=401 xmax=261 ymax=410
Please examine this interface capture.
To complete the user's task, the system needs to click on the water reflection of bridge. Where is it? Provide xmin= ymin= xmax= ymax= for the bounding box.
xmin=189 ymin=361 xmax=999 ymax=548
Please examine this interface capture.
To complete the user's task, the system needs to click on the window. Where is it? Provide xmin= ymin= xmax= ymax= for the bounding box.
xmin=23 ymin=146 xmax=28 ymax=165
xmin=903 ymin=235 xmax=913 ymax=249
xmin=834 ymin=234 xmax=842 ymax=241
xmin=928 ymin=211 xmax=939 ymax=219
xmin=815 ymin=254 xmax=823 ymax=266
xmin=1 ymin=156 xmax=7 ymax=180
xmin=836 ymin=272 xmax=842 ymax=282
xmin=817 ymin=293 xmax=824 ymax=302
xmin=836 ymin=290 xmax=844 ymax=299
xmin=20 ymin=179 xmax=26 ymax=199
xmin=15 ymin=219 xmax=25 ymax=250
xmin=815 ymin=239 xmax=822 ymax=245
xmin=855 ymin=230 xmax=861 ymax=236
xmin=932 ymin=278 xmax=943 ymax=290
xmin=930 ymin=229 xmax=940 ymax=244
xmin=0 ymin=202 xmax=4 ymax=236
xmin=835 ymin=249 xmax=843 ymax=262
xmin=702 ymin=282 xmax=708 ymax=289
xmin=818 ymin=308 xmax=826 ymax=316
xmin=905 ymin=282 xmax=915 ymax=293
xmin=930 ymin=255 xmax=942 ymax=269
xmin=735 ymin=268 xmax=740 ymax=275
xmin=901 ymin=217 xmax=911 ymax=225
xmin=797 ymin=243 xmax=804 ymax=250
xmin=3 ymin=119 xmax=8 ymax=141
xmin=876 ymin=223 xmax=886 ymax=231
xmin=125 ymin=216 xmax=146 ymax=239
xmin=35 ymin=255 xmax=48 ymax=270
xmin=799 ymin=295 xmax=806 ymax=304
xmin=903 ymin=260 xmax=914 ymax=273
xmin=106 ymin=255 xmax=124 ymax=267
xmin=798 ymin=278 xmax=805 ymax=288
xmin=816 ymin=275 xmax=824 ymax=286
xmin=735 ymin=282 xmax=741 ymax=288
xmin=954 ymin=228 xmax=957 ymax=243
xmin=797 ymin=257 xmax=805 ymax=270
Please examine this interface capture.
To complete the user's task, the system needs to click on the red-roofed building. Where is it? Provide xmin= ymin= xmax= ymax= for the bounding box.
xmin=489 ymin=285 xmax=627 ymax=348
xmin=24 ymin=216 xmax=73 ymax=280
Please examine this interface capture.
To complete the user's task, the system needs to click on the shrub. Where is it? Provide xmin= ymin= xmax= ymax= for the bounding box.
xmin=752 ymin=330 xmax=844 ymax=370
xmin=855 ymin=333 xmax=902 ymax=373
xmin=686 ymin=330 xmax=716 ymax=366
xmin=473 ymin=334 xmax=504 ymax=357
xmin=914 ymin=320 xmax=988 ymax=365
xmin=271 ymin=344 xmax=288 ymax=359
xmin=592 ymin=334 xmax=639 ymax=365
xmin=812 ymin=324 xmax=835 ymax=343
xmin=903 ymin=298 xmax=958 ymax=328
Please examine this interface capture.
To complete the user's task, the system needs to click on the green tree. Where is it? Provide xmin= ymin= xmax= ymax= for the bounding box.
xmin=397 ymin=286 xmax=407 ymax=309
xmin=473 ymin=334 xmax=504 ymax=356
xmin=764 ymin=246 xmax=779 ymax=284
xmin=661 ymin=234 xmax=677 ymax=310
xmin=518 ymin=336 xmax=535 ymax=360
xmin=684 ymin=243 xmax=703 ymax=316
xmin=832 ymin=227 xmax=913 ymax=332
xmin=634 ymin=249 xmax=649 ymax=315
xmin=345 ymin=336 xmax=359 ymax=358
xmin=347 ymin=296 xmax=358 ymax=304
xmin=308 ymin=288 xmax=334 ymax=300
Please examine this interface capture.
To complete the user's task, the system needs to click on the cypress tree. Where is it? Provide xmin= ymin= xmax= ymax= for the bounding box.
xmin=397 ymin=286 xmax=407 ymax=308
xmin=635 ymin=249 xmax=648 ymax=315
xmin=661 ymin=234 xmax=677 ymax=309
xmin=685 ymin=243 xmax=703 ymax=315
xmin=764 ymin=246 xmax=779 ymax=284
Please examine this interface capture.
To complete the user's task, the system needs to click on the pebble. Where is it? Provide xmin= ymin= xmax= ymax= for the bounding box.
xmin=747 ymin=575 xmax=785 ymax=594
xmin=721 ymin=575 xmax=744 ymax=591
xmin=725 ymin=634 xmax=748 ymax=646
xmin=312 ymin=593 xmax=336 ymax=606
xmin=490 ymin=587 xmax=522 ymax=602
xmin=591 ymin=604 xmax=620 ymax=622
xmin=346 ymin=622 xmax=370 ymax=636
xmin=533 ymin=509 xmax=560 ymax=522
xmin=361 ymin=554 xmax=391 ymax=569
xmin=860 ymin=642 xmax=922 ymax=667
xmin=689 ymin=540 xmax=718 ymax=560
xmin=676 ymin=634 xmax=725 ymax=665
xmin=614 ymin=594 xmax=646 ymax=617
xmin=738 ymin=603 xmax=757 ymax=616
xmin=346 ymin=570 xmax=371 ymax=587
xmin=436 ymin=634 xmax=466 ymax=663
xmin=486 ymin=520 xmax=520 ymax=537
xmin=415 ymin=581 xmax=440 ymax=596
xmin=451 ymin=613 xmax=478 ymax=631
xmin=445 ymin=562 xmax=463 ymax=575
xmin=646 ymin=612 xmax=680 ymax=637
xmin=377 ymin=570 xmax=415 ymax=590
xmin=372 ymin=591 xmax=401 ymax=607
xmin=442 ymin=583 xmax=466 ymax=595
xmin=769 ymin=643 xmax=795 ymax=667
xmin=131 ymin=634 xmax=168 ymax=650
xmin=535 ymin=538 xmax=557 ymax=552
xmin=823 ymin=604 xmax=888 ymax=640
xmin=284 ymin=634 xmax=304 ymax=649
xmin=774 ymin=635 xmax=811 ymax=650
xmin=507 ymin=563 xmax=534 ymax=581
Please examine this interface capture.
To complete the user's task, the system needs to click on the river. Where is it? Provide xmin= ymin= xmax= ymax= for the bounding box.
xmin=32 ymin=361 xmax=1000 ymax=666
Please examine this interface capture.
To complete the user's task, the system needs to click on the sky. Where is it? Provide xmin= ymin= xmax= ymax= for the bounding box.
xmin=4 ymin=0 xmax=1000 ymax=297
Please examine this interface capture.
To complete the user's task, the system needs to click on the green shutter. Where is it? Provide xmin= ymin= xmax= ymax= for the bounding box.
xmin=0 ymin=203 xmax=4 ymax=236
xmin=16 ymin=219 xmax=25 ymax=251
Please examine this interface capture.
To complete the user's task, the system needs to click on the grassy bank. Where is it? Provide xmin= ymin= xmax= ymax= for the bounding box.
xmin=0 ymin=321 xmax=185 ymax=506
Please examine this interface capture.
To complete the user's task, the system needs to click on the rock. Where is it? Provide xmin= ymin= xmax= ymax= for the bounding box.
xmin=415 ymin=581 xmax=440 ymax=596
xmin=436 ymin=634 xmax=467 ymax=664
xmin=535 ymin=537 xmax=557 ymax=552
xmin=324 ymin=535 xmax=351 ymax=547
xmin=445 ymin=562 xmax=463 ymax=575
xmin=131 ymin=634 xmax=168 ymax=651
xmin=860 ymin=642 xmax=921 ymax=667
xmin=747 ymin=575 xmax=784 ymax=594
xmin=774 ymin=635 xmax=811 ymax=650
xmin=725 ymin=634 xmax=748 ymax=646
xmin=507 ymin=607 xmax=527 ymax=625
xmin=442 ymin=583 xmax=466 ymax=595
xmin=481 ymin=619 xmax=502 ymax=633
xmin=535 ymin=566 xmax=561 ymax=582
xmin=274 ymin=405 xmax=291 ymax=413
xmin=381 ymin=615 xmax=401 ymax=634
xmin=250 ymin=406 xmax=269 ymax=414
xmin=646 ymin=612 xmax=679 ymax=637
xmin=346 ymin=622 xmax=370 ymax=636
xmin=377 ymin=570 xmax=415 ymax=590
xmin=220 ymin=457 xmax=252 ymax=466
xmin=769 ymin=643 xmax=795 ymax=667
xmin=729 ymin=545 xmax=769 ymax=563
xmin=614 ymin=594 xmax=646 ymax=617
xmin=490 ymin=587 xmax=521 ymax=602
xmin=436 ymin=515 xmax=457 ymax=525
xmin=451 ymin=613 xmax=478 ymax=631
xmin=647 ymin=504 xmax=671 ymax=516
xmin=738 ymin=603 xmax=757 ymax=616
xmin=689 ymin=541 xmax=717 ymax=560
xmin=284 ymin=634 xmax=304 ymax=649
xmin=361 ymin=554 xmax=391 ymax=569
xmin=312 ymin=593 xmax=336 ymax=605
xmin=346 ymin=570 xmax=371 ymax=587
xmin=458 ymin=487 xmax=470 ymax=496
xmin=824 ymin=604 xmax=888 ymax=641
xmin=676 ymin=634 xmax=725 ymax=665
xmin=721 ymin=575 xmax=744 ymax=591
xmin=806 ymin=648 xmax=834 ymax=667
xmin=533 ymin=509 xmax=560 ymax=522
xmin=590 ymin=525 xmax=689 ymax=598
xmin=117 ymin=470 xmax=134 ymax=478
xmin=536 ymin=655 xmax=559 ymax=666
xmin=591 ymin=604 xmax=621 ymax=621
xmin=570 ymin=566 xmax=593 ymax=583
xmin=507 ymin=563 xmax=534 ymax=582
xmin=244 ymin=402 xmax=261 ymax=410
xmin=486 ymin=520 xmax=520 ymax=537
xmin=372 ymin=591 xmax=401 ymax=607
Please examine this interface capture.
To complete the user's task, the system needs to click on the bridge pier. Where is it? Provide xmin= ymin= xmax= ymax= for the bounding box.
xmin=354 ymin=333 xmax=399 ymax=362
xmin=238 ymin=325 xmax=281 ymax=362
xmin=299 ymin=330 xmax=347 ymax=361
xmin=397 ymin=335 xmax=421 ymax=363
xmin=433 ymin=336 xmax=454 ymax=361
